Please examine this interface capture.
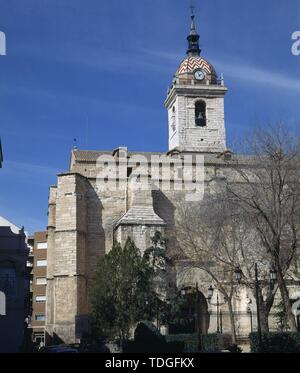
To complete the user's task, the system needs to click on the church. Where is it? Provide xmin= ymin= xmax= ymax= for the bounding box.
xmin=44 ymin=14 xmax=297 ymax=345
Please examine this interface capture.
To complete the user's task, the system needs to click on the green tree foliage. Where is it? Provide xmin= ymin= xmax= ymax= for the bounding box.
xmin=143 ymin=231 xmax=184 ymax=327
xmin=90 ymin=232 xmax=192 ymax=342
xmin=143 ymin=231 xmax=169 ymax=271
xmin=143 ymin=231 xmax=195 ymax=330
xmin=273 ymin=300 xmax=290 ymax=332
xmin=90 ymin=238 xmax=157 ymax=342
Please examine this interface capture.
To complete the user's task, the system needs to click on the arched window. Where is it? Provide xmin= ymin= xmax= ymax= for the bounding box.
xmin=171 ymin=106 xmax=176 ymax=132
xmin=195 ymin=101 xmax=207 ymax=127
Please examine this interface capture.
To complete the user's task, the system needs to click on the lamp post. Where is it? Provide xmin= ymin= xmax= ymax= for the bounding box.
xmin=254 ymin=263 xmax=263 ymax=351
xmin=207 ymin=286 xmax=227 ymax=334
xmin=216 ymin=293 xmax=220 ymax=333
xmin=220 ymin=309 xmax=223 ymax=334
xmin=234 ymin=267 xmax=243 ymax=284
xmin=247 ymin=306 xmax=253 ymax=333
xmin=195 ymin=283 xmax=202 ymax=352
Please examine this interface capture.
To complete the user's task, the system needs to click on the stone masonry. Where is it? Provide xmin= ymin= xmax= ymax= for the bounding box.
xmin=45 ymin=15 xmax=300 ymax=344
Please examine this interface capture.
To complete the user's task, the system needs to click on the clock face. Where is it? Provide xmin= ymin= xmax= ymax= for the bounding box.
xmin=194 ymin=69 xmax=205 ymax=81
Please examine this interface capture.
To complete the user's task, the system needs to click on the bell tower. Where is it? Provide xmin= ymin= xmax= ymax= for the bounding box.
xmin=164 ymin=13 xmax=227 ymax=153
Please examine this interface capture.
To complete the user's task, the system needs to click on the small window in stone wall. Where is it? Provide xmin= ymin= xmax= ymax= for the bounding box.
xmin=36 ymin=277 xmax=47 ymax=285
xmin=35 ymin=314 xmax=45 ymax=321
xmin=35 ymin=295 xmax=46 ymax=303
xmin=34 ymin=332 xmax=45 ymax=344
xmin=36 ymin=260 xmax=47 ymax=267
xmin=171 ymin=106 xmax=176 ymax=132
xmin=195 ymin=100 xmax=207 ymax=127
xmin=37 ymin=242 xmax=47 ymax=249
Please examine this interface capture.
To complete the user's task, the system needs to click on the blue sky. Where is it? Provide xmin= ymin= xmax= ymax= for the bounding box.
xmin=0 ymin=0 xmax=300 ymax=234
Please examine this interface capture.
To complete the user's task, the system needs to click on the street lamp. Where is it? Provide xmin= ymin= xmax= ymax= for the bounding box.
xmin=234 ymin=267 xmax=243 ymax=284
xmin=207 ymin=286 xmax=214 ymax=301
xmin=180 ymin=288 xmax=186 ymax=297
xmin=270 ymin=268 xmax=277 ymax=282
xmin=207 ymin=286 xmax=227 ymax=334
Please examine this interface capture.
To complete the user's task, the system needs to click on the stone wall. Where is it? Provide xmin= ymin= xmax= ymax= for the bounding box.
xmin=45 ymin=150 xmax=300 ymax=344
xmin=45 ymin=152 xmax=239 ymax=343
xmin=166 ymin=82 xmax=227 ymax=153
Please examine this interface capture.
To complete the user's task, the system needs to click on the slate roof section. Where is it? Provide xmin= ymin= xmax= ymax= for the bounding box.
xmin=115 ymin=206 xmax=166 ymax=227
xmin=71 ymin=149 xmax=255 ymax=167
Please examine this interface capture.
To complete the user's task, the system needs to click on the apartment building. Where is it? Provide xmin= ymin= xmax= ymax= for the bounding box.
xmin=29 ymin=231 xmax=47 ymax=345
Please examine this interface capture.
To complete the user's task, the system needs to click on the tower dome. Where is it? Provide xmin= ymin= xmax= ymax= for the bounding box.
xmin=174 ymin=14 xmax=218 ymax=85
xmin=177 ymin=56 xmax=217 ymax=83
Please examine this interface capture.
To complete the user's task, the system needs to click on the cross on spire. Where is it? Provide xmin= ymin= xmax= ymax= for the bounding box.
xmin=186 ymin=8 xmax=201 ymax=56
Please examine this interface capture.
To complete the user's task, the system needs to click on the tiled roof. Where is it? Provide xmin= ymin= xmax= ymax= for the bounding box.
xmin=72 ymin=150 xmax=164 ymax=162
xmin=177 ymin=56 xmax=217 ymax=78
xmin=115 ymin=206 xmax=165 ymax=227
xmin=71 ymin=149 xmax=254 ymax=166
xmin=72 ymin=150 xmax=112 ymax=162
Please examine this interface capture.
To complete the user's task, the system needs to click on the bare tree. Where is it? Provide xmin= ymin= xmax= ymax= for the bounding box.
xmin=226 ymin=124 xmax=300 ymax=331
xmin=174 ymin=194 xmax=278 ymax=341
xmin=188 ymin=197 xmax=241 ymax=342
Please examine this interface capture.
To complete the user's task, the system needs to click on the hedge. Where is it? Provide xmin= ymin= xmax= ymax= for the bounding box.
xmin=165 ymin=334 xmax=198 ymax=353
xmin=201 ymin=333 xmax=232 ymax=353
xmin=134 ymin=321 xmax=165 ymax=344
xmin=249 ymin=332 xmax=300 ymax=353
xmin=201 ymin=334 xmax=219 ymax=352
xmin=123 ymin=321 xmax=185 ymax=353
xmin=123 ymin=321 xmax=234 ymax=353
xmin=165 ymin=333 xmax=232 ymax=353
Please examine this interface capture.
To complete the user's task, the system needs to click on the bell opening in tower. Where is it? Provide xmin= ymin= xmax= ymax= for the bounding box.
xmin=195 ymin=100 xmax=207 ymax=127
